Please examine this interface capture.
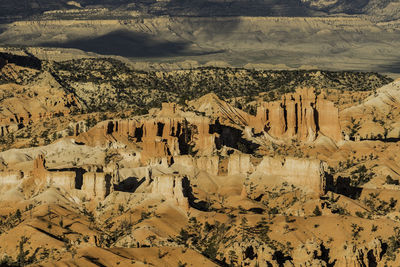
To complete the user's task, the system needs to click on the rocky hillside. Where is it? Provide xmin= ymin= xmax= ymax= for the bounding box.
xmin=51 ymin=57 xmax=392 ymax=112
xmin=2 ymin=0 xmax=400 ymax=21
xmin=0 ymin=53 xmax=392 ymax=151
xmin=302 ymin=0 xmax=400 ymax=20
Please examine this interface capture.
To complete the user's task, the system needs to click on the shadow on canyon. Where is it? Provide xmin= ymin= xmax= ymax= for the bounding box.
xmin=0 ymin=52 xmax=42 ymax=70
xmin=40 ymin=30 xmax=224 ymax=58
xmin=325 ymin=174 xmax=363 ymax=200
xmin=114 ymin=177 xmax=146 ymax=193
xmin=374 ymin=60 xmax=400 ymax=74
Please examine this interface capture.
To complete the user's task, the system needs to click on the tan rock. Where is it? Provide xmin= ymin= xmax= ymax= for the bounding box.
xmin=252 ymin=156 xmax=326 ymax=195
xmin=0 ymin=171 xmax=23 ymax=188
xmin=152 ymin=174 xmax=189 ymax=210
xmin=316 ymin=97 xmax=342 ymax=142
xmin=82 ymin=172 xmax=113 ymax=200
xmin=46 ymin=171 xmax=76 ymax=190
xmin=32 ymin=154 xmax=47 ymax=180
xmin=227 ymin=153 xmax=253 ymax=176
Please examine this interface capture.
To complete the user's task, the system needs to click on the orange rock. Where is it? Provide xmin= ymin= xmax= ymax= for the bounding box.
xmin=32 ymin=154 xmax=47 ymax=180
xmin=251 ymin=88 xmax=341 ymax=142
xmin=316 ymin=97 xmax=342 ymax=142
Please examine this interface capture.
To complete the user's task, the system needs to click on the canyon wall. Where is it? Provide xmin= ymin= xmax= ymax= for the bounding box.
xmin=46 ymin=171 xmax=76 ymax=190
xmin=87 ymin=93 xmax=341 ymax=172
xmin=227 ymin=154 xmax=254 ymax=176
xmin=172 ymin=155 xmax=219 ymax=176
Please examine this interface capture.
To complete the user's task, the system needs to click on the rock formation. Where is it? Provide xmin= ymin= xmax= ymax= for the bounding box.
xmin=82 ymin=172 xmax=112 ymax=200
xmin=338 ymin=239 xmax=386 ymax=266
xmin=96 ymin=104 xmax=218 ymax=164
xmin=227 ymin=153 xmax=254 ymax=176
xmin=225 ymin=153 xmax=326 ymax=195
xmin=0 ymin=171 xmax=23 ymax=189
xmin=31 ymin=154 xmax=112 ymax=199
xmin=32 ymin=154 xmax=47 ymax=180
xmin=46 ymin=171 xmax=77 ymax=190
xmin=152 ymin=174 xmax=189 ymax=210
xmin=0 ymin=89 xmax=80 ymax=137
xmin=172 ymin=155 xmax=219 ymax=176
xmin=1 ymin=46 xmax=400 ymax=267
xmin=252 ymin=156 xmax=327 ymax=194
xmin=250 ymin=88 xmax=342 ymax=142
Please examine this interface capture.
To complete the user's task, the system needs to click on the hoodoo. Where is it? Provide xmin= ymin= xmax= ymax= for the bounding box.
xmin=0 ymin=49 xmax=398 ymax=266
xmin=251 ymin=88 xmax=342 ymax=142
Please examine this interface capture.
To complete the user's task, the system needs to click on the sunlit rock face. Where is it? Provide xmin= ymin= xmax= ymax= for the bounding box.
xmin=152 ymin=173 xmax=189 ymax=210
xmin=251 ymin=88 xmax=342 ymax=143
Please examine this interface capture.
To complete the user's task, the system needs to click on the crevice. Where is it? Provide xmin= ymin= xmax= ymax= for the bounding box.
xmin=294 ymin=103 xmax=298 ymax=134
xmin=367 ymin=249 xmax=377 ymax=267
xmin=134 ymin=125 xmax=143 ymax=142
xmin=157 ymin=122 xmax=165 ymax=137
xmin=283 ymin=104 xmax=288 ymax=132
xmin=107 ymin=121 xmax=114 ymax=135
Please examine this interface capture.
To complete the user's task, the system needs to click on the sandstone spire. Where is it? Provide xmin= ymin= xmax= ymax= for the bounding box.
xmin=251 ymin=87 xmax=341 ymax=142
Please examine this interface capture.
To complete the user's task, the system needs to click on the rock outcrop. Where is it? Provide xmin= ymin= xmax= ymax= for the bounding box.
xmin=189 ymin=93 xmax=250 ymax=127
xmin=227 ymin=153 xmax=254 ymax=176
xmin=0 ymin=56 xmax=81 ymax=137
xmin=82 ymin=172 xmax=112 ymax=200
xmin=0 ymin=89 xmax=80 ymax=137
xmin=152 ymin=174 xmax=189 ymax=210
xmin=46 ymin=171 xmax=76 ymax=190
xmin=96 ymin=104 xmax=218 ymax=164
xmin=249 ymin=156 xmax=326 ymax=195
xmin=172 ymin=155 xmax=219 ymax=176
xmin=32 ymin=154 xmax=47 ymax=180
xmin=32 ymin=154 xmax=112 ymax=199
xmin=250 ymin=88 xmax=342 ymax=142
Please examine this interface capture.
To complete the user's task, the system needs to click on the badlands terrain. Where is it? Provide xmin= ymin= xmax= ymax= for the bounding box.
xmin=2 ymin=1 xmax=400 ymax=266
xmin=1 ymin=51 xmax=400 ymax=266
